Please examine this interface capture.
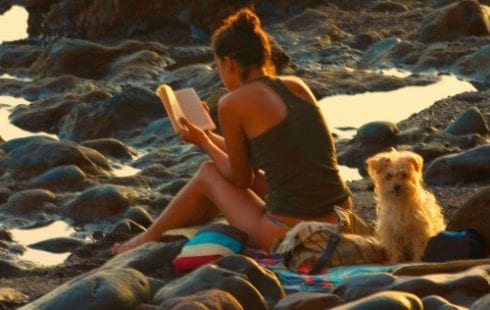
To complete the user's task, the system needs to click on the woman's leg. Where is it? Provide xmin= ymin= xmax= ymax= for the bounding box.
xmin=112 ymin=162 xmax=285 ymax=254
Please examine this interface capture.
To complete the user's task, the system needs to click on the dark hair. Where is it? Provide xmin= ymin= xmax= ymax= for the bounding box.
xmin=211 ymin=8 xmax=274 ymax=81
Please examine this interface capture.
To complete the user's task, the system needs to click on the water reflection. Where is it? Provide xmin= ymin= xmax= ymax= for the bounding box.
xmin=11 ymin=221 xmax=76 ymax=266
xmin=0 ymin=6 xmax=28 ymax=42
xmin=0 ymin=95 xmax=58 ymax=141
xmin=320 ymin=75 xmax=475 ymax=140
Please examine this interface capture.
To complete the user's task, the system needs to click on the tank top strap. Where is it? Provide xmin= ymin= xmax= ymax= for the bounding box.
xmin=253 ymin=76 xmax=300 ymax=109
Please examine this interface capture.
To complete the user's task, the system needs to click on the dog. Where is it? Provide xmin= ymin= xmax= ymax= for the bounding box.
xmin=366 ymin=148 xmax=445 ymax=263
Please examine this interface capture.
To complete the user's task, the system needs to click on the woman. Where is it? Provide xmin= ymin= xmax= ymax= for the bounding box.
xmin=112 ymin=8 xmax=351 ymax=255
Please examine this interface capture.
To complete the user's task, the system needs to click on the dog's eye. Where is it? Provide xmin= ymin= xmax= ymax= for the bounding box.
xmin=385 ymin=173 xmax=393 ymax=180
xmin=400 ymin=172 xmax=408 ymax=179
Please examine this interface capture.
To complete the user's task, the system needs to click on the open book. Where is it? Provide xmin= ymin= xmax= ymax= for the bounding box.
xmin=156 ymin=84 xmax=216 ymax=133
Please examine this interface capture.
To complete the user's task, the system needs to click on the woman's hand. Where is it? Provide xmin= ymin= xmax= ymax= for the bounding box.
xmin=179 ymin=117 xmax=210 ymax=148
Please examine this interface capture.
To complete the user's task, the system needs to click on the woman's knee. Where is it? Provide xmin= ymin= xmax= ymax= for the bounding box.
xmin=195 ymin=161 xmax=221 ymax=185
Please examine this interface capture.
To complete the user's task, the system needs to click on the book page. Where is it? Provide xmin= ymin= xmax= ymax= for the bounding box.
xmin=156 ymin=84 xmax=185 ymax=132
xmin=174 ymin=88 xmax=216 ymax=131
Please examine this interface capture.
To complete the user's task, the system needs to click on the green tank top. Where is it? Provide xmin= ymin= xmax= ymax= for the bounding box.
xmin=248 ymin=76 xmax=351 ymax=217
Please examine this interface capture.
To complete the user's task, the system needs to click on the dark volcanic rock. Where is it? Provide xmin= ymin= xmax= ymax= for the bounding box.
xmin=451 ymin=44 xmax=490 ymax=87
xmin=62 ymin=184 xmax=139 ymax=221
xmin=27 ymin=164 xmax=88 ymax=192
xmin=158 ymin=289 xmax=243 ymax=310
xmin=1 ymin=138 xmax=111 ymax=179
xmin=58 ymin=87 xmax=166 ymax=142
xmin=81 ymin=138 xmax=136 ymax=160
xmin=419 ymin=0 xmax=490 ymax=43
xmin=272 ymin=292 xmax=343 ymax=310
xmin=0 ymin=41 xmax=42 ymax=70
xmin=332 ymin=291 xmax=423 ymax=309
xmin=444 ymin=106 xmax=489 ymax=135
xmin=447 ymin=186 xmax=490 ymax=246
xmin=5 ymin=189 xmax=56 ymax=214
xmin=28 ymin=237 xmax=87 ymax=253
xmin=20 ymin=268 xmax=150 ymax=310
xmin=424 ymin=145 xmax=490 ymax=185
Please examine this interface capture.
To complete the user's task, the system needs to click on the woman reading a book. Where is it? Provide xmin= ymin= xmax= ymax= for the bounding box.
xmin=112 ymin=8 xmax=351 ymax=255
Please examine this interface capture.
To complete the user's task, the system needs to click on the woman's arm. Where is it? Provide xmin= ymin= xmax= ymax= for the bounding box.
xmin=206 ymin=131 xmax=227 ymax=153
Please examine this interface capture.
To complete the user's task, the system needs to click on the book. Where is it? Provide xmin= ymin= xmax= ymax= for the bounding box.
xmin=156 ymin=84 xmax=216 ymax=133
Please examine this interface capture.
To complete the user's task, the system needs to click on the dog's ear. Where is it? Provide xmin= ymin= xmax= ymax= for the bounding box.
xmin=365 ymin=153 xmax=391 ymax=179
xmin=404 ymin=152 xmax=424 ymax=173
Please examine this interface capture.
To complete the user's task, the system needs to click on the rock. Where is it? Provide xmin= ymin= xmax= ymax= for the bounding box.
xmin=372 ymin=1 xmax=409 ymax=12
xmin=19 ymin=268 xmax=150 ymax=310
xmin=123 ymin=206 xmax=154 ymax=228
xmin=102 ymin=241 xmax=184 ymax=279
xmin=422 ymin=295 xmax=467 ymax=310
xmin=110 ymin=219 xmax=146 ymax=236
xmin=447 ymin=186 xmax=490 ymax=246
xmin=472 ymin=293 xmax=490 ymax=310
xmin=0 ymin=288 xmax=29 ymax=309
xmin=153 ymin=264 xmax=268 ymax=310
xmin=357 ymin=121 xmax=400 ymax=145
xmin=58 ymin=87 xmax=165 ymax=142
xmin=333 ymin=291 xmax=423 ymax=310
xmin=273 ymin=292 xmax=342 ymax=309
xmin=1 ymin=138 xmax=111 ymax=179
xmin=158 ymin=289 xmax=243 ymax=310
xmin=81 ymin=138 xmax=136 ymax=160
xmin=0 ymin=41 xmax=42 ymax=70
xmin=0 ymin=135 xmax=55 ymax=153
xmin=21 ymin=75 xmax=99 ymax=101
xmin=419 ymin=0 xmax=490 ymax=43
xmin=5 ymin=189 xmax=56 ymax=214
xmin=27 ymin=165 xmax=88 ymax=192
xmin=333 ymin=265 xmax=490 ymax=306
xmin=28 ymin=37 xmax=167 ymax=79
xmin=444 ymin=107 xmax=489 ymax=135
xmin=451 ymin=44 xmax=490 ymax=87
xmin=424 ymin=145 xmax=490 ymax=185
xmin=62 ymin=184 xmax=138 ymax=221
xmin=28 ymin=237 xmax=87 ymax=253
xmin=214 ymin=255 xmax=285 ymax=309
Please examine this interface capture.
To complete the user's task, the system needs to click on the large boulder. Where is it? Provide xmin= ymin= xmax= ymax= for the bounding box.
xmin=58 ymin=87 xmax=166 ymax=142
xmin=419 ymin=0 xmax=490 ymax=43
xmin=18 ymin=268 xmax=150 ymax=310
xmin=0 ymin=138 xmax=111 ymax=179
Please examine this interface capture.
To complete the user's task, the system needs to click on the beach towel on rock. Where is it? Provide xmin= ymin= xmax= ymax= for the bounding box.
xmin=172 ymin=223 xmax=248 ymax=272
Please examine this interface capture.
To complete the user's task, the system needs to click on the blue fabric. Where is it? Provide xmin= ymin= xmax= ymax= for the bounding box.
xmin=186 ymin=230 xmax=244 ymax=253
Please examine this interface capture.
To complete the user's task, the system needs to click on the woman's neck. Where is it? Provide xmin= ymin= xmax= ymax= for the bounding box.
xmin=243 ymin=66 xmax=269 ymax=83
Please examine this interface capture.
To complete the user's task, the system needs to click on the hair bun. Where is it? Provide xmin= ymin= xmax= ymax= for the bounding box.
xmin=232 ymin=8 xmax=260 ymax=34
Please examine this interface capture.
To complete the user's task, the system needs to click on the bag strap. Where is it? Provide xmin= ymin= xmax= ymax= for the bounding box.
xmin=308 ymin=233 xmax=340 ymax=275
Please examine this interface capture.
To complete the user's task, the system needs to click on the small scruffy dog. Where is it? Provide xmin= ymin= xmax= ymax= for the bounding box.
xmin=366 ymin=148 xmax=445 ymax=263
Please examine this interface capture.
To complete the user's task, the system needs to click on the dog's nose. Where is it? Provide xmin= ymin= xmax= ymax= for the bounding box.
xmin=393 ymin=184 xmax=401 ymax=194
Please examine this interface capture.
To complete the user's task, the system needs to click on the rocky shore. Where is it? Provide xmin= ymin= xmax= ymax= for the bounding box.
xmin=0 ymin=0 xmax=489 ymax=309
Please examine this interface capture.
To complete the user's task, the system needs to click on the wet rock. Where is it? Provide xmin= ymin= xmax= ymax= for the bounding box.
xmin=28 ymin=237 xmax=87 ymax=253
xmin=19 ymin=268 xmax=150 ymax=310
xmin=0 ymin=187 xmax=12 ymax=205
xmin=333 ymin=265 xmax=490 ymax=306
xmin=21 ymin=75 xmax=99 ymax=101
xmin=5 ymin=189 xmax=56 ymax=214
xmin=58 ymin=86 xmax=165 ymax=142
xmin=357 ymin=121 xmax=400 ymax=145
xmin=0 ymin=41 xmax=42 ymax=70
xmin=422 ymin=295 xmax=467 ymax=310
xmin=444 ymin=107 xmax=489 ymax=135
xmin=167 ymin=46 xmax=213 ymax=70
xmin=0 ymin=135 xmax=55 ymax=153
xmin=447 ymin=186 xmax=490 ymax=246
xmin=0 ymin=259 xmax=35 ymax=277
xmin=424 ymin=145 xmax=490 ymax=185
xmin=0 ymin=227 xmax=12 ymax=241
xmin=102 ymin=241 xmax=184 ymax=279
xmin=153 ymin=263 xmax=268 ymax=310
xmin=81 ymin=138 xmax=136 ymax=160
xmin=28 ymin=37 xmax=167 ymax=79
xmin=345 ymin=32 xmax=383 ymax=51
xmin=472 ymin=293 xmax=490 ymax=310
xmin=419 ymin=0 xmax=490 ymax=43
xmin=159 ymin=64 xmax=219 ymax=100
xmin=372 ymin=1 xmax=409 ymax=12
xmin=273 ymin=292 xmax=342 ymax=309
xmin=27 ymin=164 xmax=88 ymax=191
xmin=0 ymin=288 xmax=29 ymax=309
xmin=123 ymin=206 xmax=154 ymax=228
xmin=158 ymin=289 xmax=243 ymax=310
xmin=1 ymin=139 xmax=111 ymax=179
xmin=333 ymin=291 xmax=423 ymax=309
xmin=110 ymin=219 xmax=146 ymax=236
xmin=62 ymin=184 xmax=138 ymax=221
xmin=214 ymin=255 xmax=285 ymax=309
xmin=452 ymin=44 xmax=490 ymax=87
xmin=10 ymin=94 xmax=80 ymax=134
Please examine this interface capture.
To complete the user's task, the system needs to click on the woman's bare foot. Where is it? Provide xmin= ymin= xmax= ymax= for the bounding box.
xmin=111 ymin=232 xmax=159 ymax=256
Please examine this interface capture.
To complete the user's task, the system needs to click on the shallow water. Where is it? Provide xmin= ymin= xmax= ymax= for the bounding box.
xmin=0 ymin=6 xmax=28 ymax=43
xmin=10 ymin=221 xmax=76 ymax=266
